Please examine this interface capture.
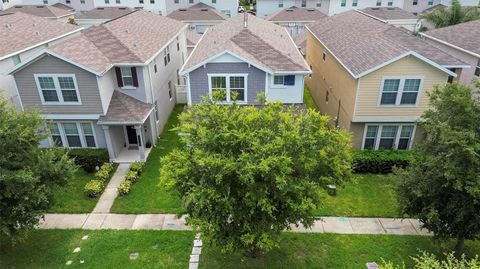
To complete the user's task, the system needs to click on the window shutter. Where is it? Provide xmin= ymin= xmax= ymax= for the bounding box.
xmin=115 ymin=67 xmax=123 ymax=87
xmin=284 ymin=75 xmax=295 ymax=86
xmin=131 ymin=67 xmax=139 ymax=87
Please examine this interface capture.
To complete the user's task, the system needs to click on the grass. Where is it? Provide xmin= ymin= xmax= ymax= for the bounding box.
xmin=47 ymin=166 xmax=116 ymax=213
xmin=200 ymin=233 xmax=480 ymax=269
xmin=314 ymin=174 xmax=399 ymax=217
xmin=111 ymin=105 xmax=185 ymax=214
xmin=0 ymin=230 xmax=194 ymax=269
xmin=304 ymin=85 xmax=318 ymax=110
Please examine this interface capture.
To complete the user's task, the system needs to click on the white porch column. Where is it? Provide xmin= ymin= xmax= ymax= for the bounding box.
xmin=134 ymin=125 xmax=146 ymax=162
xmin=102 ymin=125 xmax=116 ymax=162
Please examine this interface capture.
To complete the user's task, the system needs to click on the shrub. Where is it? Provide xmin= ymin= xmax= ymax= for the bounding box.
xmin=67 ymin=148 xmax=109 ymax=173
xmin=84 ymin=180 xmax=104 ymax=197
xmin=352 ymin=150 xmax=419 ymax=174
xmin=95 ymin=162 xmax=115 ymax=182
xmin=380 ymin=251 xmax=480 ymax=269
xmin=118 ymin=180 xmax=132 ymax=196
xmin=129 ymin=162 xmax=145 ymax=175
xmin=125 ymin=170 xmax=139 ymax=184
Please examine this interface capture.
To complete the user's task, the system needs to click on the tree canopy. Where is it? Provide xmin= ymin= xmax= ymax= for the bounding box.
xmin=396 ymin=83 xmax=480 ymax=257
xmin=0 ymin=99 xmax=75 ymax=238
xmin=421 ymin=0 xmax=480 ymax=29
xmin=161 ymin=101 xmax=352 ymax=255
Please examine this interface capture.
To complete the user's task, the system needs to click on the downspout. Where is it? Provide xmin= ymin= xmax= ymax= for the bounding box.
xmin=146 ymin=63 xmax=159 ymax=139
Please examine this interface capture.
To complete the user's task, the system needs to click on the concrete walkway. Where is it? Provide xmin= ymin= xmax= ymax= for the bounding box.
xmin=38 ymin=214 xmax=431 ymax=235
xmin=92 ymin=164 xmax=129 ymax=213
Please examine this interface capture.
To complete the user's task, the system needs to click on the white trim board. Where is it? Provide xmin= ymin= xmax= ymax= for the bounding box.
xmin=352 ymin=116 xmax=419 ymax=122
xmin=42 ymin=114 xmax=100 ymax=120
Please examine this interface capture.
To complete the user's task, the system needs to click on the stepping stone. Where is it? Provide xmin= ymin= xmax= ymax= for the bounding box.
xmin=193 ymin=239 xmax=203 ymax=247
xmin=80 ymin=260 xmax=85 ymax=264
xmin=189 ymin=263 xmax=199 ymax=269
xmin=190 ymin=254 xmax=199 ymax=263
xmin=66 ymin=260 xmax=72 ymax=265
xmin=192 ymin=246 xmax=202 ymax=255
xmin=73 ymin=247 xmax=81 ymax=253
xmin=130 ymin=252 xmax=139 ymax=260
xmin=82 ymin=235 xmax=89 ymax=240
xmin=366 ymin=262 xmax=379 ymax=269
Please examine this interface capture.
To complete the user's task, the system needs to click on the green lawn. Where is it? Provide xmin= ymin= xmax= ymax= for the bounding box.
xmin=200 ymin=233 xmax=480 ymax=269
xmin=0 ymin=230 xmax=194 ymax=269
xmin=47 ymin=166 xmax=116 ymax=213
xmin=304 ymin=85 xmax=318 ymax=110
xmin=111 ymin=105 xmax=185 ymax=214
xmin=314 ymin=174 xmax=399 ymax=217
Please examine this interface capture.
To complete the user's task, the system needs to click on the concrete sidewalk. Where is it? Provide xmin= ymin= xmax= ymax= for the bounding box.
xmin=92 ymin=164 xmax=129 ymax=213
xmin=38 ymin=214 xmax=431 ymax=235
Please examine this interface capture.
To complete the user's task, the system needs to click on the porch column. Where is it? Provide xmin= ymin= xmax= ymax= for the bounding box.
xmin=134 ymin=125 xmax=146 ymax=162
xmin=102 ymin=125 xmax=116 ymax=162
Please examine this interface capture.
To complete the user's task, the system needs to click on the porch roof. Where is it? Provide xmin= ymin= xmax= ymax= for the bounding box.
xmin=98 ymin=91 xmax=154 ymax=125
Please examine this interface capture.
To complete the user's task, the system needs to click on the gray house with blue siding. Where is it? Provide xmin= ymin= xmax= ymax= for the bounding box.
xmin=180 ymin=14 xmax=311 ymax=105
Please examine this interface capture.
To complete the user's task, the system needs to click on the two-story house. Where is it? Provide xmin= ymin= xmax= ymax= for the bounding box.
xmin=180 ymin=13 xmax=311 ymax=105
xmin=0 ymin=4 xmax=76 ymax=22
xmin=167 ymin=2 xmax=228 ymax=34
xmin=266 ymin=6 xmax=326 ymax=37
xmin=9 ymin=10 xmax=188 ymax=162
xmin=358 ymin=7 xmax=420 ymax=32
xmin=75 ymin=7 xmax=135 ymax=28
xmin=0 ymin=12 xmax=81 ymax=108
xmin=305 ymin=10 xmax=468 ymax=150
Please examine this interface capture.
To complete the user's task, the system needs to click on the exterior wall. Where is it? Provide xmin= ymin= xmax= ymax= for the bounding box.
xmin=266 ymin=73 xmax=305 ymax=103
xmin=402 ymin=0 xmax=441 ymax=13
xmin=305 ymin=31 xmax=357 ymax=129
xmin=76 ymin=19 xmax=110 ymax=28
xmin=91 ymin=0 xmax=165 ymax=14
xmin=14 ymin=54 xmax=104 ymax=114
xmin=186 ymin=21 xmax=224 ymax=34
xmin=354 ymin=56 xmax=448 ymax=118
xmin=165 ymin=0 xmax=238 ymax=16
xmin=117 ymin=67 xmax=148 ymax=102
xmin=58 ymin=0 xmax=95 ymax=11
xmin=109 ymin=125 xmax=125 ymax=157
xmin=188 ymin=62 xmax=266 ymax=104
xmin=96 ymin=68 xmax=116 ymax=114
xmin=328 ymin=0 xmax=404 ymax=15
xmin=387 ymin=19 xmax=421 ymax=32
xmin=276 ymin=21 xmax=309 ymax=37
xmin=350 ymin=122 xmax=424 ymax=149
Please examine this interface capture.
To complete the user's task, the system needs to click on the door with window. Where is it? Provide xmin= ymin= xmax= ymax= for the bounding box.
xmin=126 ymin=126 xmax=138 ymax=146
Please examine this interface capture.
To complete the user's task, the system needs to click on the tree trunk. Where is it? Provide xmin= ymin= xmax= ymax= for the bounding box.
xmin=454 ymin=236 xmax=465 ymax=259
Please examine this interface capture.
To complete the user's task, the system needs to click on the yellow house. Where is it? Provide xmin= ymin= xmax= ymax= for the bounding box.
xmin=305 ymin=10 xmax=469 ymax=150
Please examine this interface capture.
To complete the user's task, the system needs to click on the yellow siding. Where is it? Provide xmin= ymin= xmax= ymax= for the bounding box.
xmin=355 ymin=56 xmax=448 ymax=117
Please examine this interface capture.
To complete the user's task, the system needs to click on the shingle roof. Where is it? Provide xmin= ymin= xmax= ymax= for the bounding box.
xmin=49 ymin=10 xmax=186 ymax=74
xmin=167 ymin=2 xmax=228 ymax=21
xmin=266 ymin=6 xmax=327 ymax=22
xmin=186 ymin=30 xmax=202 ymax=46
xmin=359 ymin=7 xmax=417 ymax=20
xmin=0 ymin=12 xmax=80 ymax=60
xmin=51 ymin=3 xmax=75 ymax=11
xmin=98 ymin=91 xmax=153 ymax=124
xmin=182 ymin=14 xmax=310 ymax=73
xmin=75 ymin=7 xmax=134 ymax=20
xmin=423 ymin=19 xmax=480 ymax=56
xmin=1 ymin=4 xmax=75 ymax=18
xmin=307 ymin=10 xmax=466 ymax=77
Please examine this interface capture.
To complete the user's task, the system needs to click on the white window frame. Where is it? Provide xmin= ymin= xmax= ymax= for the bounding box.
xmin=361 ymin=124 xmax=416 ymax=150
xmin=207 ymin=73 xmax=248 ymax=104
xmin=12 ymin=55 xmax=21 ymax=65
xmin=388 ymin=0 xmax=393 ymax=6
xmin=352 ymin=0 xmax=358 ymax=6
xmin=341 ymin=0 xmax=346 ymax=6
xmin=316 ymin=0 xmax=321 ymax=7
xmin=428 ymin=0 xmax=433 ymax=5
xmin=273 ymin=75 xmax=285 ymax=86
xmin=34 ymin=74 xmax=81 ymax=105
xmin=377 ymin=76 xmax=423 ymax=107
xmin=48 ymin=122 xmax=98 ymax=148
xmin=278 ymin=0 xmax=283 ymax=7
xmin=376 ymin=0 xmax=382 ymax=6
xmin=120 ymin=67 xmax=135 ymax=88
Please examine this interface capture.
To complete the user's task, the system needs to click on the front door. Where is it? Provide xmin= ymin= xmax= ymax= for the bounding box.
xmin=126 ymin=126 xmax=138 ymax=145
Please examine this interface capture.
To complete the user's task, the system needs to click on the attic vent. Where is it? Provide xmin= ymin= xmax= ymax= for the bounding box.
xmin=179 ymin=8 xmax=187 ymax=11
xmin=371 ymin=8 xmax=380 ymax=10
xmin=307 ymin=8 xmax=315 ymax=11
xmin=286 ymin=9 xmax=294 ymax=12
xmin=200 ymin=8 xmax=208 ymax=11
xmin=97 ymin=7 xmax=104 ymax=10
xmin=15 ymin=6 xmax=23 ymax=8
xmin=36 ymin=6 xmax=44 ymax=8
xmin=119 ymin=7 xmax=126 ymax=10
xmin=387 ymin=7 xmax=395 ymax=10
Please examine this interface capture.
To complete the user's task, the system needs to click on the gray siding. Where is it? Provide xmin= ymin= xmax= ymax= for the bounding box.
xmin=14 ymin=55 xmax=103 ymax=114
xmin=189 ymin=63 xmax=266 ymax=104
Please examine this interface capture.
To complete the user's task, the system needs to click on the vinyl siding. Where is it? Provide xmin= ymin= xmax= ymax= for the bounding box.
xmin=14 ymin=55 xmax=103 ymax=114
xmin=350 ymin=122 xmax=425 ymax=149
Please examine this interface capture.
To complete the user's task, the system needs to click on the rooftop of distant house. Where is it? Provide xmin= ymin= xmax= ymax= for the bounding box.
xmin=167 ymin=2 xmax=228 ymax=21
xmin=266 ymin=6 xmax=327 ymax=22
xmin=75 ymin=6 xmax=135 ymax=20
xmin=358 ymin=7 xmax=418 ymax=21
xmin=0 ymin=4 xmax=76 ymax=19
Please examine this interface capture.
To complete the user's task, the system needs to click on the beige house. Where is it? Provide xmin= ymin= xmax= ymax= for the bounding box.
xmin=305 ymin=10 xmax=468 ymax=150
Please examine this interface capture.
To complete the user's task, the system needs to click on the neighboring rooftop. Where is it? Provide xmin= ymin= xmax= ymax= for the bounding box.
xmin=75 ymin=7 xmax=134 ymax=20
xmin=306 ymin=10 xmax=465 ymax=77
xmin=51 ymin=2 xmax=75 ymax=11
xmin=359 ymin=7 xmax=418 ymax=20
xmin=182 ymin=14 xmax=310 ymax=74
xmin=266 ymin=6 xmax=327 ymax=22
xmin=422 ymin=19 xmax=480 ymax=56
xmin=0 ymin=12 xmax=80 ymax=60
xmin=0 ymin=4 xmax=76 ymax=19
xmin=48 ymin=10 xmax=186 ymax=74
xmin=421 ymin=3 xmax=447 ymax=13
xmin=186 ymin=30 xmax=202 ymax=46
xmin=167 ymin=2 xmax=228 ymax=21
xmin=98 ymin=91 xmax=153 ymax=125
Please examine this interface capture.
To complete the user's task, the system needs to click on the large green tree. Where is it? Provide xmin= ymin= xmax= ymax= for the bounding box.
xmin=161 ymin=101 xmax=352 ymax=255
xmin=0 ymin=99 xmax=75 ymax=238
xmin=421 ymin=0 xmax=480 ymax=29
xmin=396 ymin=83 xmax=480 ymax=257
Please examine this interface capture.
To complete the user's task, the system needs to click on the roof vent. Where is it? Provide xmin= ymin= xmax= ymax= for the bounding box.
xmin=35 ymin=31 xmax=39 ymax=35
xmin=387 ymin=7 xmax=395 ymax=10
xmin=36 ymin=6 xmax=44 ymax=8
xmin=371 ymin=7 xmax=380 ymax=10
xmin=286 ymin=9 xmax=294 ymax=12
xmin=179 ymin=8 xmax=187 ymax=11
xmin=200 ymin=8 xmax=208 ymax=11
xmin=307 ymin=9 xmax=315 ymax=11
xmin=125 ymin=29 xmax=129 ymax=33
xmin=33 ymin=23 xmax=36 ymax=27
xmin=15 ymin=5 xmax=23 ymax=8
xmin=4 ymin=23 xmax=12 ymax=28
xmin=97 ymin=7 xmax=104 ymax=10
xmin=119 ymin=7 xmax=126 ymax=10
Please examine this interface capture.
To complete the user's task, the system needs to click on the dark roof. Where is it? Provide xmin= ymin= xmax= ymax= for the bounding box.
xmin=75 ymin=7 xmax=134 ymax=20
xmin=359 ymin=7 xmax=417 ymax=20
xmin=51 ymin=3 xmax=75 ymax=11
xmin=98 ymin=91 xmax=153 ymax=124
xmin=1 ymin=4 xmax=75 ymax=18
xmin=423 ymin=19 xmax=480 ymax=56
xmin=307 ymin=10 xmax=466 ymax=77
xmin=421 ymin=3 xmax=447 ymax=13
xmin=267 ymin=6 xmax=327 ymax=22
xmin=167 ymin=2 xmax=227 ymax=21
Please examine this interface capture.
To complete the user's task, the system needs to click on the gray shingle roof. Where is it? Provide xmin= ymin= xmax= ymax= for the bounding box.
xmin=186 ymin=30 xmax=202 ymax=46
xmin=182 ymin=14 xmax=310 ymax=73
xmin=75 ymin=7 xmax=134 ymax=20
xmin=267 ymin=6 xmax=327 ymax=22
xmin=307 ymin=10 xmax=466 ymax=77
xmin=1 ymin=4 xmax=75 ymax=18
xmin=0 ymin=12 xmax=80 ymax=60
xmin=359 ymin=7 xmax=417 ymax=20
xmin=98 ymin=91 xmax=153 ymax=124
xmin=167 ymin=2 xmax=228 ymax=21
xmin=423 ymin=19 xmax=480 ymax=56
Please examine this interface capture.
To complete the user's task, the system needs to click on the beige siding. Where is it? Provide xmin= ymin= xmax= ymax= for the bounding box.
xmin=305 ymin=31 xmax=357 ymax=130
xmin=14 ymin=55 xmax=103 ymax=115
xmin=355 ymin=56 xmax=448 ymax=118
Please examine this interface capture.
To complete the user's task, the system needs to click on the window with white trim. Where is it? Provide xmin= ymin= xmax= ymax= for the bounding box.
xmin=221 ymin=10 xmax=231 ymax=17
xmin=168 ymin=80 xmax=173 ymax=100
xmin=50 ymin=123 xmax=63 ymax=147
xmin=35 ymin=74 xmax=80 ymax=104
xmin=363 ymin=124 xmax=415 ymax=150
xmin=49 ymin=122 xmax=97 ymax=148
xmin=428 ymin=0 xmax=433 ymax=5
xmin=273 ymin=75 xmax=295 ymax=86
xmin=376 ymin=0 xmax=381 ymax=6
xmin=341 ymin=0 xmax=346 ymax=6
xmin=12 ymin=55 xmax=21 ymax=65
xmin=352 ymin=0 xmax=358 ymax=6
xmin=316 ymin=0 xmax=321 ymax=7
xmin=209 ymin=75 xmax=247 ymax=103
xmin=164 ymin=46 xmax=170 ymax=66
xmin=413 ymin=0 xmax=418 ymax=5
xmin=379 ymin=78 xmax=421 ymax=106
xmin=278 ymin=0 xmax=283 ymax=7
xmin=388 ymin=0 xmax=393 ymax=6
xmin=120 ymin=67 xmax=134 ymax=87
xmin=301 ymin=0 xmax=306 ymax=7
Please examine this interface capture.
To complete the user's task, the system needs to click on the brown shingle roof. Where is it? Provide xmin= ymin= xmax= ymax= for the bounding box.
xmin=423 ymin=19 xmax=480 ymax=56
xmin=307 ymin=10 xmax=466 ymax=77
xmin=98 ymin=91 xmax=153 ymax=124
xmin=49 ymin=10 xmax=186 ymax=74
xmin=1 ymin=4 xmax=75 ymax=18
xmin=0 ymin=12 xmax=80 ymax=60
xmin=186 ymin=30 xmax=202 ymax=46
xmin=51 ymin=3 xmax=75 ymax=11
xmin=267 ymin=6 xmax=327 ymax=22
xmin=182 ymin=14 xmax=310 ymax=73
xmin=167 ymin=2 xmax=228 ymax=21
xmin=359 ymin=7 xmax=417 ymax=20
xmin=75 ymin=7 xmax=134 ymax=20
